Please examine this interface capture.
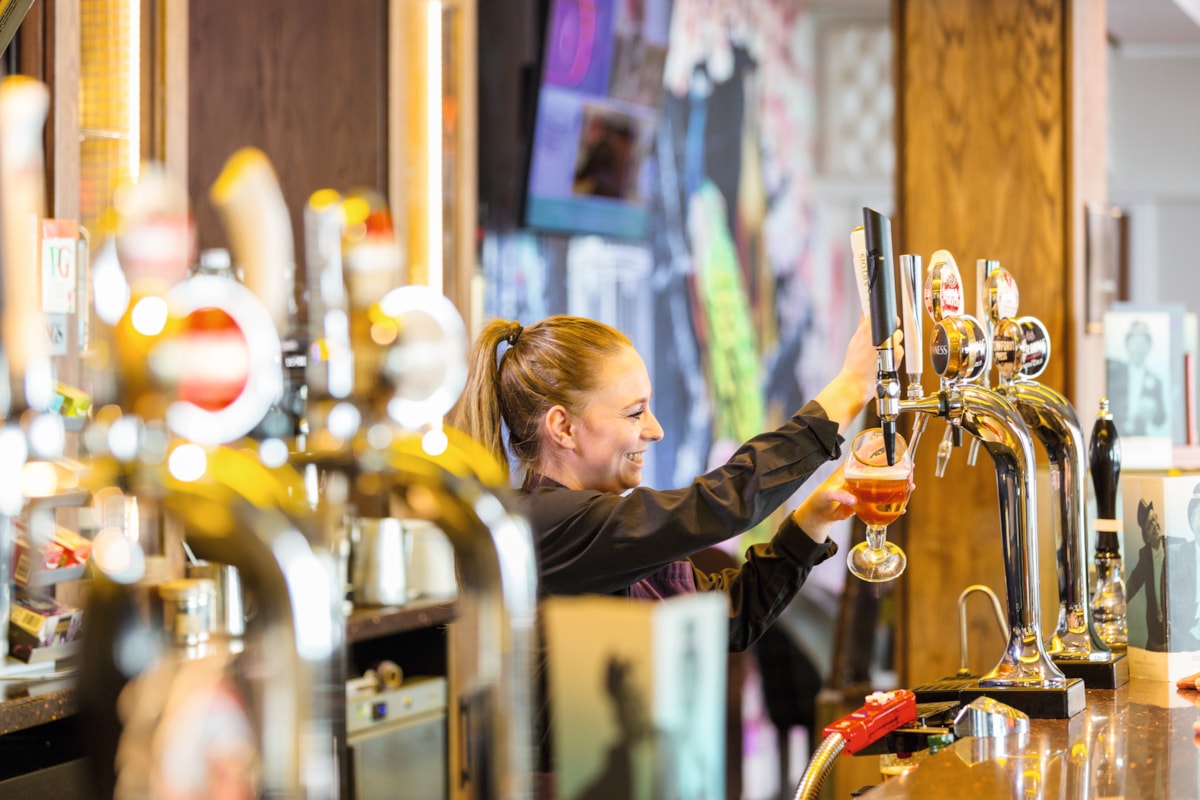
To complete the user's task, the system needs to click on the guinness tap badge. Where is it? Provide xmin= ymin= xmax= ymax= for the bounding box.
xmin=930 ymin=315 xmax=989 ymax=382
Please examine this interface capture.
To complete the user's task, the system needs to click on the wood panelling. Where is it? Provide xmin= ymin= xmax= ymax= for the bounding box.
xmin=188 ymin=0 xmax=388 ymax=288
xmin=1067 ymin=0 xmax=1110 ymax=428
xmin=159 ymin=0 xmax=188 ymax=184
xmin=15 ymin=0 xmax=79 ymax=219
xmin=895 ymin=0 xmax=1097 ymax=685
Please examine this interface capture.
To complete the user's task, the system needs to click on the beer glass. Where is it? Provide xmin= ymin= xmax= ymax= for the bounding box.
xmin=845 ymin=427 xmax=913 ymax=582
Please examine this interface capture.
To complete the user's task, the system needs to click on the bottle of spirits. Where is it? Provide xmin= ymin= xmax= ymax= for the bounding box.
xmin=1090 ymin=397 xmax=1128 ymax=647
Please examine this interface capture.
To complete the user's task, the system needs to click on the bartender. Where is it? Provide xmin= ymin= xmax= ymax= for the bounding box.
xmin=449 ymin=312 xmax=895 ymax=796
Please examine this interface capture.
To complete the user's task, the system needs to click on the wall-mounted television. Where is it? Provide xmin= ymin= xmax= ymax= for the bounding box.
xmin=523 ymin=0 xmax=673 ymax=241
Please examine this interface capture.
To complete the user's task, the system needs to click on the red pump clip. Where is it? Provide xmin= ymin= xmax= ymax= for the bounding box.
xmin=824 ymin=689 xmax=918 ymax=755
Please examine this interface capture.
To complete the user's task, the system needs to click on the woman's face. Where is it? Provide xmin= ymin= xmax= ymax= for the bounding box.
xmin=568 ymin=345 xmax=664 ymax=493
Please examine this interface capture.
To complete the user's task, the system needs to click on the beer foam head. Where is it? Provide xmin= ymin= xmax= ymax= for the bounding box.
xmin=854 ymin=462 xmax=913 ymax=480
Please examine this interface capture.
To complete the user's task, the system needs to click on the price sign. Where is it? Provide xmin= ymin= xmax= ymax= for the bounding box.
xmin=40 ymin=220 xmax=79 ymax=315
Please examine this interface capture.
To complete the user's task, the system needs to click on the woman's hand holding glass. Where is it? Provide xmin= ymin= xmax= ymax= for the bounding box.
xmin=845 ymin=427 xmax=914 ymax=582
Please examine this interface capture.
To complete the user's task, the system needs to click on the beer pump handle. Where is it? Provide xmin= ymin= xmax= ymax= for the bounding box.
xmin=851 ymin=226 xmax=870 ymax=318
xmin=0 ymin=77 xmax=52 ymax=412
xmin=303 ymin=191 xmax=354 ymax=401
xmin=1090 ymin=397 xmax=1122 ymax=553
xmin=966 ymin=259 xmax=1002 ymax=467
xmin=210 ymin=148 xmax=295 ymax=337
xmin=863 ymin=208 xmax=900 ymax=465
xmin=899 ymin=254 xmax=923 ymax=395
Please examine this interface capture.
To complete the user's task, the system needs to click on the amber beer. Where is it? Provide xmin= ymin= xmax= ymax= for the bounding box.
xmin=846 ymin=474 xmax=912 ymax=526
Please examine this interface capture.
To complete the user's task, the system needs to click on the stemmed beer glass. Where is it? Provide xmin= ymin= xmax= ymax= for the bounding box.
xmin=845 ymin=427 xmax=914 ymax=582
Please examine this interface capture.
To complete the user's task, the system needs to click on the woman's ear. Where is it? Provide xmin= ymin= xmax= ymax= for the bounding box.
xmin=543 ymin=405 xmax=576 ymax=451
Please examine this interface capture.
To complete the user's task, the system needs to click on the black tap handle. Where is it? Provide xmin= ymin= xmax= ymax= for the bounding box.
xmin=863 ymin=208 xmax=899 ymax=465
xmin=863 ymin=208 xmax=898 ymax=348
xmin=1090 ymin=397 xmax=1122 ymax=552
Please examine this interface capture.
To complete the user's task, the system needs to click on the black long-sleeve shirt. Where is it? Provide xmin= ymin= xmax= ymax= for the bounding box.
xmin=520 ymin=399 xmax=842 ymax=652
xmin=525 ymin=400 xmax=843 ymax=777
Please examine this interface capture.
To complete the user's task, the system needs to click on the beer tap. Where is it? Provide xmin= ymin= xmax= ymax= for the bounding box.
xmin=863 ymin=210 xmax=1069 ymax=701
xmin=898 ymin=255 xmax=923 ymax=399
xmin=898 ymin=254 xmax=930 ymax=455
xmin=353 ymin=284 xmax=539 ymax=800
xmin=922 ymin=329 xmax=1067 ymax=691
xmin=862 ymin=208 xmax=900 ymax=465
xmin=290 ymin=185 xmax=539 ymax=798
xmin=992 ymin=300 xmax=1125 ymax=685
xmin=923 ymin=250 xmax=965 ymax=477
xmin=0 ymin=76 xmax=55 ymax=660
xmin=79 ymin=152 xmax=343 ymax=798
xmin=965 ymin=259 xmax=1010 ymax=467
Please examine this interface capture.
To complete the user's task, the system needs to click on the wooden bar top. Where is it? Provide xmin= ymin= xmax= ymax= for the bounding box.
xmin=859 ymin=680 xmax=1199 ymax=798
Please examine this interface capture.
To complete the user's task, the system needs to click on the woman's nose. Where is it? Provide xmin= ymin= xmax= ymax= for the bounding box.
xmin=645 ymin=410 xmax=664 ymax=441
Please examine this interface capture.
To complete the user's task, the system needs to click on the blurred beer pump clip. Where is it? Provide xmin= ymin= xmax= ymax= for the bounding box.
xmin=0 ymin=70 xmax=538 ymax=799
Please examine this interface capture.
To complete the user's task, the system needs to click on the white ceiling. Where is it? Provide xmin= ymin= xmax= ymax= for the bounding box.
xmin=1108 ymin=0 xmax=1200 ymax=48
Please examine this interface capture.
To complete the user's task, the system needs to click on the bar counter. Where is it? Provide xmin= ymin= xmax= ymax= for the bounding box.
xmin=860 ymin=680 xmax=1199 ymax=798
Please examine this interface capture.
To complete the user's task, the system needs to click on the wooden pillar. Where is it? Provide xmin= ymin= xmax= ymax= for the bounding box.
xmin=893 ymin=0 xmax=1107 ymax=684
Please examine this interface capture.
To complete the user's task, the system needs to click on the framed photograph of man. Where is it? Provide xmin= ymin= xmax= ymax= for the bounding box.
xmin=1121 ymin=473 xmax=1200 ymax=682
xmin=1104 ymin=304 xmax=1188 ymax=448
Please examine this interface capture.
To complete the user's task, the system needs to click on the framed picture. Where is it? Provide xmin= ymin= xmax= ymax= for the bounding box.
xmin=543 ymin=592 xmax=727 ymax=800
xmin=1103 ymin=303 xmax=1188 ymax=448
xmin=1121 ymin=473 xmax=1200 ymax=680
xmin=1085 ymin=205 xmax=1128 ymax=333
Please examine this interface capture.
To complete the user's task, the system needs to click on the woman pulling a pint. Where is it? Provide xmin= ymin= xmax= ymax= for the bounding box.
xmin=449 ymin=313 xmax=897 ymax=790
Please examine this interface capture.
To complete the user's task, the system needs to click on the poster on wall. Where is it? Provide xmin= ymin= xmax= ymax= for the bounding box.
xmin=524 ymin=0 xmax=674 ymax=240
